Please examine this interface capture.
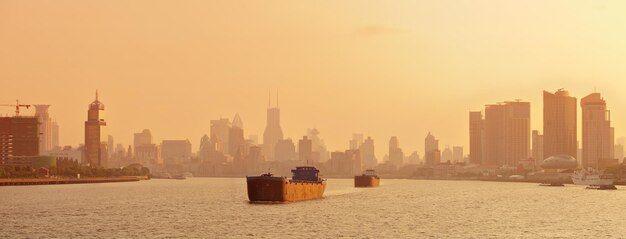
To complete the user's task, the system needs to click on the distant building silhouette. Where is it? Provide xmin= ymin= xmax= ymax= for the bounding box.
xmin=441 ymin=146 xmax=453 ymax=163
xmin=307 ymin=128 xmax=328 ymax=162
xmin=532 ymin=130 xmax=544 ymax=163
xmin=424 ymin=132 xmax=439 ymax=166
xmin=350 ymin=134 xmax=364 ymax=150
xmin=134 ymin=129 xmax=153 ymax=153
xmin=469 ymin=111 xmax=484 ymax=165
xmin=543 ymin=89 xmax=577 ymax=160
xmin=275 ymin=138 xmax=296 ymax=161
xmin=198 ymin=134 xmax=211 ymax=161
xmin=298 ymin=136 xmax=312 ymax=163
xmin=329 ymin=149 xmax=362 ymax=176
xmin=581 ymin=92 xmax=614 ymax=169
xmin=107 ymin=135 xmax=115 ymax=158
xmin=484 ymin=101 xmax=530 ymax=167
xmin=388 ymin=136 xmax=403 ymax=169
xmin=84 ymin=91 xmax=108 ymax=167
xmin=361 ymin=136 xmax=377 ymax=169
xmin=263 ymin=93 xmax=283 ymax=161
xmin=211 ymin=118 xmax=231 ymax=155
xmin=161 ymin=139 xmax=192 ymax=166
xmin=229 ymin=113 xmax=247 ymax=156
xmin=452 ymin=146 xmax=463 ymax=163
xmin=34 ymin=105 xmax=53 ymax=153
xmin=51 ymin=121 xmax=59 ymax=149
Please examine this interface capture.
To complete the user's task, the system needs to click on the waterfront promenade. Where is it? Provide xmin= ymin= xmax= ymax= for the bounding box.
xmin=0 ymin=176 xmax=148 ymax=186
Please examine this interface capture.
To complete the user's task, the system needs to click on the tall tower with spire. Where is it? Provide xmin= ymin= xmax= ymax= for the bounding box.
xmin=263 ymin=91 xmax=284 ymax=160
xmin=84 ymin=90 xmax=108 ymax=167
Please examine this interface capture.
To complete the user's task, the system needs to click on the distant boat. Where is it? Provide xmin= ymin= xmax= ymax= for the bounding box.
xmin=354 ymin=170 xmax=380 ymax=187
xmin=246 ymin=166 xmax=326 ymax=203
xmin=571 ymin=168 xmax=614 ymax=186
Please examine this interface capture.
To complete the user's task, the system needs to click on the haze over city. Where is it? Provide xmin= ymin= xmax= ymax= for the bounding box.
xmin=3 ymin=0 xmax=626 ymax=156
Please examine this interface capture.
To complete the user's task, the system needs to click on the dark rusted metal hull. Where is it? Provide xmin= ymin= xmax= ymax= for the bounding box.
xmin=354 ymin=175 xmax=380 ymax=187
xmin=246 ymin=176 xmax=326 ymax=202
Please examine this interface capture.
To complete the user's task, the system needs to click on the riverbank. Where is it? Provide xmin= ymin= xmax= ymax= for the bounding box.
xmin=0 ymin=176 xmax=149 ymax=186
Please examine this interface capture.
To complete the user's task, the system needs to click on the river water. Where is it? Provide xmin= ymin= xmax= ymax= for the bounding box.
xmin=1 ymin=178 xmax=625 ymax=238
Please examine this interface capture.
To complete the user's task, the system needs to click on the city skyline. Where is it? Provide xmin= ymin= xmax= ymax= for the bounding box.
xmin=0 ymin=88 xmax=622 ymax=159
xmin=3 ymin=1 xmax=626 ymax=154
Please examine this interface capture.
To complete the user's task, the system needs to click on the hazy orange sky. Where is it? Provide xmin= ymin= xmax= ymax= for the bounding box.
xmin=2 ymin=1 xmax=626 ymax=158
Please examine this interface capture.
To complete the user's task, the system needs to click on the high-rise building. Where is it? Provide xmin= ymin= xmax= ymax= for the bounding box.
xmin=298 ymin=136 xmax=312 ymax=163
xmin=211 ymin=118 xmax=231 ymax=155
xmin=469 ymin=111 xmax=484 ymax=165
xmin=229 ymin=113 xmax=247 ymax=156
xmin=484 ymin=101 xmax=530 ymax=167
xmin=615 ymin=136 xmax=625 ymax=162
xmin=34 ymin=105 xmax=52 ymax=153
xmin=275 ymin=139 xmax=296 ymax=161
xmin=532 ymin=130 xmax=544 ymax=162
xmin=441 ymin=146 xmax=453 ymax=163
xmin=107 ymin=135 xmax=115 ymax=158
xmin=161 ymin=139 xmax=192 ymax=165
xmin=349 ymin=134 xmax=364 ymax=150
xmin=0 ymin=116 xmax=39 ymax=164
xmin=581 ymin=93 xmax=613 ymax=169
xmin=452 ymin=146 xmax=463 ymax=163
xmin=307 ymin=128 xmax=328 ymax=162
xmin=361 ymin=136 xmax=377 ymax=169
xmin=198 ymin=134 xmax=211 ymax=161
xmin=263 ymin=94 xmax=283 ymax=161
xmin=424 ymin=132 xmax=439 ymax=166
xmin=543 ymin=89 xmax=577 ymax=160
xmin=135 ymin=144 xmax=159 ymax=165
xmin=388 ymin=136 xmax=403 ymax=169
xmin=84 ymin=91 xmax=108 ymax=167
xmin=133 ymin=129 xmax=153 ymax=153
xmin=51 ymin=121 xmax=59 ymax=148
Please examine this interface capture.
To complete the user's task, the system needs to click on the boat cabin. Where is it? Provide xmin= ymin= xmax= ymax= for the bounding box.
xmin=291 ymin=166 xmax=321 ymax=182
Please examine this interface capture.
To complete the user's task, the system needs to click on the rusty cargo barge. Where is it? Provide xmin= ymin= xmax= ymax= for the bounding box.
xmin=354 ymin=170 xmax=380 ymax=187
xmin=247 ymin=166 xmax=326 ymax=203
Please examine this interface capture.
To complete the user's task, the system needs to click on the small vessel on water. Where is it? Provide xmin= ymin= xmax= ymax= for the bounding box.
xmin=246 ymin=166 xmax=326 ymax=203
xmin=354 ymin=170 xmax=380 ymax=187
xmin=571 ymin=168 xmax=614 ymax=186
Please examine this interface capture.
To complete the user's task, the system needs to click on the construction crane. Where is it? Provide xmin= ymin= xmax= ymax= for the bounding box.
xmin=0 ymin=99 xmax=31 ymax=117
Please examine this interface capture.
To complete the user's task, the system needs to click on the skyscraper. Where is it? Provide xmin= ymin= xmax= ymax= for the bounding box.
xmin=229 ymin=113 xmax=247 ymax=156
xmin=275 ymin=138 xmax=296 ymax=161
xmin=298 ymin=136 xmax=312 ymax=163
xmin=84 ymin=91 xmax=108 ymax=167
xmin=361 ymin=136 xmax=377 ymax=169
xmin=441 ymin=146 xmax=453 ymax=163
xmin=581 ymin=92 xmax=613 ymax=169
xmin=349 ymin=134 xmax=364 ymax=150
xmin=543 ymin=89 xmax=577 ymax=160
xmin=469 ymin=111 xmax=484 ymax=165
xmin=484 ymin=101 xmax=530 ymax=167
xmin=161 ymin=139 xmax=192 ymax=165
xmin=34 ymin=105 xmax=52 ymax=153
xmin=263 ymin=93 xmax=283 ymax=161
xmin=532 ymin=130 xmax=544 ymax=162
xmin=210 ymin=118 xmax=231 ymax=155
xmin=388 ymin=136 xmax=403 ymax=169
xmin=51 ymin=120 xmax=59 ymax=149
xmin=424 ymin=132 xmax=439 ymax=166
xmin=452 ymin=146 xmax=463 ymax=163
xmin=134 ymin=129 xmax=153 ymax=151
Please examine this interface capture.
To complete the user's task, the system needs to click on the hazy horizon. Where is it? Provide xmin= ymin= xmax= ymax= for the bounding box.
xmin=2 ymin=0 xmax=626 ymax=155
